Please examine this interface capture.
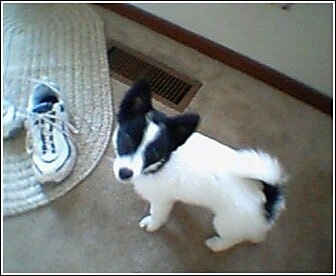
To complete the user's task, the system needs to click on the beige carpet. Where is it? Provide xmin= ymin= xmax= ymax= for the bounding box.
xmin=3 ymin=3 xmax=112 ymax=216
xmin=3 ymin=4 xmax=333 ymax=273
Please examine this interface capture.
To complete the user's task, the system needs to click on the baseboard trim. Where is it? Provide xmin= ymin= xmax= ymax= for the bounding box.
xmin=99 ymin=3 xmax=332 ymax=116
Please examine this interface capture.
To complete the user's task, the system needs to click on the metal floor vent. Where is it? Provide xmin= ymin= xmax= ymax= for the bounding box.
xmin=108 ymin=41 xmax=202 ymax=112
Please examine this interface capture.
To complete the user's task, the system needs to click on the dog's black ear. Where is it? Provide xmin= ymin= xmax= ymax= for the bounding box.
xmin=166 ymin=113 xmax=200 ymax=151
xmin=118 ymin=79 xmax=153 ymax=122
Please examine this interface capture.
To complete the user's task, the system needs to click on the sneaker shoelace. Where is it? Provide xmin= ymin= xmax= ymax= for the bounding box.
xmin=25 ymin=105 xmax=78 ymax=156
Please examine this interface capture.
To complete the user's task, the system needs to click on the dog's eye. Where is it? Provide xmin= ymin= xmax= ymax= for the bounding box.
xmin=116 ymin=118 xmax=146 ymax=156
xmin=143 ymin=142 xmax=170 ymax=174
xmin=117 ymin=130 xmax=136 ymax=155
xmin=144 ymin=144 xmax=161 ymax=166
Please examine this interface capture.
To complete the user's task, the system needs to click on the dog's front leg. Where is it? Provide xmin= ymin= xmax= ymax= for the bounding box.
xmin=139 ymin=200 xmax=174 ymax=232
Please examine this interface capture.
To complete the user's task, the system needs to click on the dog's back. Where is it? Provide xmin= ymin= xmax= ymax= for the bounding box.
xmin=137 ymin=132 xmax=286 ymax=222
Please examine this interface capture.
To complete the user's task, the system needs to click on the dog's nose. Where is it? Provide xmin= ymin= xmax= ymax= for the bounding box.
xmin=119 ymin=168 xmax=133 ymax=180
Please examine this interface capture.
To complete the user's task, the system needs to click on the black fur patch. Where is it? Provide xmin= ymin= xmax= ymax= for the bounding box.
xmin=261 ymin=181 xmax=283 ymax=221
xmin=116 ymin=117 xmax=146 ymax=156
xmin=166 ymin=114 xmax=200 ymax=152
xmin=143 ymin=127 xmax=170 ymax=172
xmin=118 ymin=79 xmax=152 ymax=123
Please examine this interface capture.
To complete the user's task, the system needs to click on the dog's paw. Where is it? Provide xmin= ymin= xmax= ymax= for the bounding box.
xmin=205 ymin=236 xmax=228 ymax=252
xmin=139 ymin=215 xmax=162 ymax=232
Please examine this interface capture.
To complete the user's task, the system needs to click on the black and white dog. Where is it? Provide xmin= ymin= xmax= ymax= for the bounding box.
xmin=112 ymin=79 xmax=287 ymax=252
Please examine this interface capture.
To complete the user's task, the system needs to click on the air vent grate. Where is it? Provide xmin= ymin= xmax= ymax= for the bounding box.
xmin=108 ymin=41 xmax=202 ymax=112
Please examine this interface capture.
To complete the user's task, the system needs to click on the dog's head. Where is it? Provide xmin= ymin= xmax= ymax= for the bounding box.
xmin=113 ymin=79 xmax=200 ymax=182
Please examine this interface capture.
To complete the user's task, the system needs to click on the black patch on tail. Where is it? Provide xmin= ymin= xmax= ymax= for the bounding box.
xmin=260 ymin=181 xmax=283 ymax=221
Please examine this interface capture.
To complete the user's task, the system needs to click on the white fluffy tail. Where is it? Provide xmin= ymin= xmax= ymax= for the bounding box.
xmin=231 ymin=149 xmax=287 ymax=186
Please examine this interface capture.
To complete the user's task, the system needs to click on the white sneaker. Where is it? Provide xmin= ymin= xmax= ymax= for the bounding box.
xmin=25 ymin=80 xmax=77 ymax=184
xmin=3 ymin=99 xmax=25 ymax=139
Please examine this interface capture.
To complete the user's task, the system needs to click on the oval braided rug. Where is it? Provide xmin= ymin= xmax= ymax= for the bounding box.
xmin=3 ymin=4 xmax=113 ymax=216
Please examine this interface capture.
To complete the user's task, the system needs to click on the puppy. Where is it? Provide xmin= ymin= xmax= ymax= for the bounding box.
xmin=112 ymin=79 xmax=287 ymax=252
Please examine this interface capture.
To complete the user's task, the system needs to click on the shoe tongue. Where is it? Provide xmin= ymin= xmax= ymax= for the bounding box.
xmin=33 ymin=102 xmax=54 ymax=113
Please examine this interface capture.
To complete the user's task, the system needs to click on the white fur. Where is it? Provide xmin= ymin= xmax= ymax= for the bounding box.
xmin=113 ymin=131 xmax=286 ymax=252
